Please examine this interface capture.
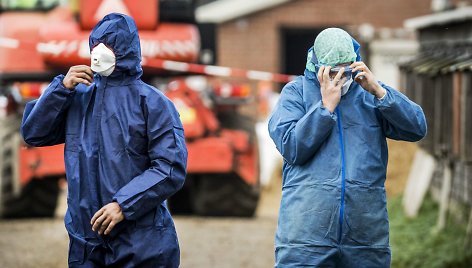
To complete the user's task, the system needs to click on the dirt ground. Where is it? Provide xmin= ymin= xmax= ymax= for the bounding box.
xmin=0 ymin=141 xmax=413 ymax=268
xmin=0 ymin=215 xmax=279 ymax=268
xmin=0 ymin=182 xmax=281 ymax=268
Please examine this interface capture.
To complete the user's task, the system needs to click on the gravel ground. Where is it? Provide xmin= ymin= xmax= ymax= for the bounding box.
xmin=0 ymin=181 xmax=281 ymax=268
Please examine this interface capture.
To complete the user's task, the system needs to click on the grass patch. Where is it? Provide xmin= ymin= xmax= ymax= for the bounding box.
xmin=389 ymin=196 xmax=472 ymax=268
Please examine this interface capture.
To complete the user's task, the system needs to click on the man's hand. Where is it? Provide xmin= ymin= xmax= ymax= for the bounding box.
xmin=91 ymin=202 xmax=125 ymax=235
xmin=317 ymin=65 xmax=345 ymax=113
xmin=63 ymin=65 xmax=94 ymax=90
xmin=350 ymin=62 xmax=386 ymax=99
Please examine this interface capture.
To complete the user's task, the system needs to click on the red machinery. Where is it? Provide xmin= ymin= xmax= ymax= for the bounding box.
xmin=0 ymin=0 xmax=260 ymax=217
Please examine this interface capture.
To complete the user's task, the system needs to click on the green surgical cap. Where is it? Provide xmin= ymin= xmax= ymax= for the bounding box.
xmin=313 ymin=28 xmax=357 ymax=67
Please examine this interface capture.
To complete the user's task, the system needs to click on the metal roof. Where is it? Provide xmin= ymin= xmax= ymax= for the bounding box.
xmin=404 ymin=6 xmax=472 ymax=29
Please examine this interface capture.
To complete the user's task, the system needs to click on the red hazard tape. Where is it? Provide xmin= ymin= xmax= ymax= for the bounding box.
xmin=0 ymin=37 xmax=296 ymax=83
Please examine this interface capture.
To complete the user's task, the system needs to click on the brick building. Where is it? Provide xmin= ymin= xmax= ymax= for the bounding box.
xmin=197 ymin=0 xmax=469 ymax=89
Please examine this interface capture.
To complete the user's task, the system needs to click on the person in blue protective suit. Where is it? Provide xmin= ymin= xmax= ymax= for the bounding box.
xmin=21 ymin=13 xmax=187 ymax=267
xmin=268 ymin=28 xmax=427 ymax=267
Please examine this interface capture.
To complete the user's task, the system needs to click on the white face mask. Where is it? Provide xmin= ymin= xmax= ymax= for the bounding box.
xmin=90 ymin=43 xmax=116 ymax=77
xmin=341 ymin=77 xmax=353 ymax=96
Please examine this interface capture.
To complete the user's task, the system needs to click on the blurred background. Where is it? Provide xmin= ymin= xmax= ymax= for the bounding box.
xmin=0 ymin=0 xmax=471 ymax=267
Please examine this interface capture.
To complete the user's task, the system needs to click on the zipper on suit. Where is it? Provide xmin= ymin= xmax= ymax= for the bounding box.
xmin=335 ymin=106 xmax=346 ymax=243
xmin=94 ymin=79 xmax=106 ymax=207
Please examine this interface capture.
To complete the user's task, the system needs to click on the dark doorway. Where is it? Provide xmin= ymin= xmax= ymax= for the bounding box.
xmin=280 ymin=28 xmax=323 ymax=76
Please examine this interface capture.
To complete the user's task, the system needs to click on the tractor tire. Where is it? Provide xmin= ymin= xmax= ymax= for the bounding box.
xmin=168 ymin=175 xmax=196 ymax=215
xmin=0 ymin=162 xmax=15 ymax=218
xmin=193 ymin=173 xmax=259 ymax=217
xmin=3 ymin=176 xmax=60 ymax=218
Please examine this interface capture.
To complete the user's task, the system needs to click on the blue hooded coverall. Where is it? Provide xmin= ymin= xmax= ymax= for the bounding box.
xmin=268 ymin=41 xmax=426 ymax=267
xmin=21 ymin=14 xmax=187 ymax=267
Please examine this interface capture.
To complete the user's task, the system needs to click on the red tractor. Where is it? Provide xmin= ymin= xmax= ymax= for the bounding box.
xmin=0 ymin=0 xmax=260 ymax=218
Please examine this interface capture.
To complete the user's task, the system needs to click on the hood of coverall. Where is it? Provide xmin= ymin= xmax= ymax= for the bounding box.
xmin=89 ymin=13 xmax=143 ymax=81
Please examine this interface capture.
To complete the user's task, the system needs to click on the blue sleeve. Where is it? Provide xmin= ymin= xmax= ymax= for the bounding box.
xmin=113 ymin=93 xmax=187 ymax=221
xmin=21 ymin=75 xmax=75 ymax=146
xmin=375 ymin=83 xmax=427 ymax=141
xmin=268 ymin=79 xmax=337 ymax=166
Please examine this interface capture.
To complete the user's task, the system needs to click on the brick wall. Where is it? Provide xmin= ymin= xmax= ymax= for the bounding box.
xmin=216 ymin=0 xmax=432 ymax=73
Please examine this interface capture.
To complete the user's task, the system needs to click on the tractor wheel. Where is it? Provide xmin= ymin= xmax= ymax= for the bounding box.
xmin=193 ymin=173 xmax=260 ymax=217
xmin=0 ymin=158 xmax=14 ymax=218
xmin=3 ymin=176 xmax=60 ymax=218
xmin=168 ymin=175 xmax=196 ymax=215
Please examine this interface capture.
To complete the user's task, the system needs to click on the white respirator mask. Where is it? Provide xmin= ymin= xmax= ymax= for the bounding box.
xmin=341 ymin=77 xmax=353 ymax=96
xmin=90 ymin=43 xmax=116 ymax=77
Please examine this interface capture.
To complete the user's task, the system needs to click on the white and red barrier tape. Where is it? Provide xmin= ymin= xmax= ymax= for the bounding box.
xmin=143 ymin=58 xmax=296 ymax=83
xmin=0 ymin=37 xmax=296 ymax=83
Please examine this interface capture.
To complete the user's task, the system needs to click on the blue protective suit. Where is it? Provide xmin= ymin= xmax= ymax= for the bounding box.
xmin=268 ymin=41 xmax=426 ymax=267
xmin=21 ymin=14 xmax=187 ymax=267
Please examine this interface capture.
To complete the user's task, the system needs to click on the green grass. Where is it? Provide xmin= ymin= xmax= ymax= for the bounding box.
xmin=389 ymin=196 xmax=472 ymax=268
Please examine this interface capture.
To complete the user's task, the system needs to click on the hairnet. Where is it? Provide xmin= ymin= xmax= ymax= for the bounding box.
xmin=313 ymin=28 xmax=357 ymax=67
